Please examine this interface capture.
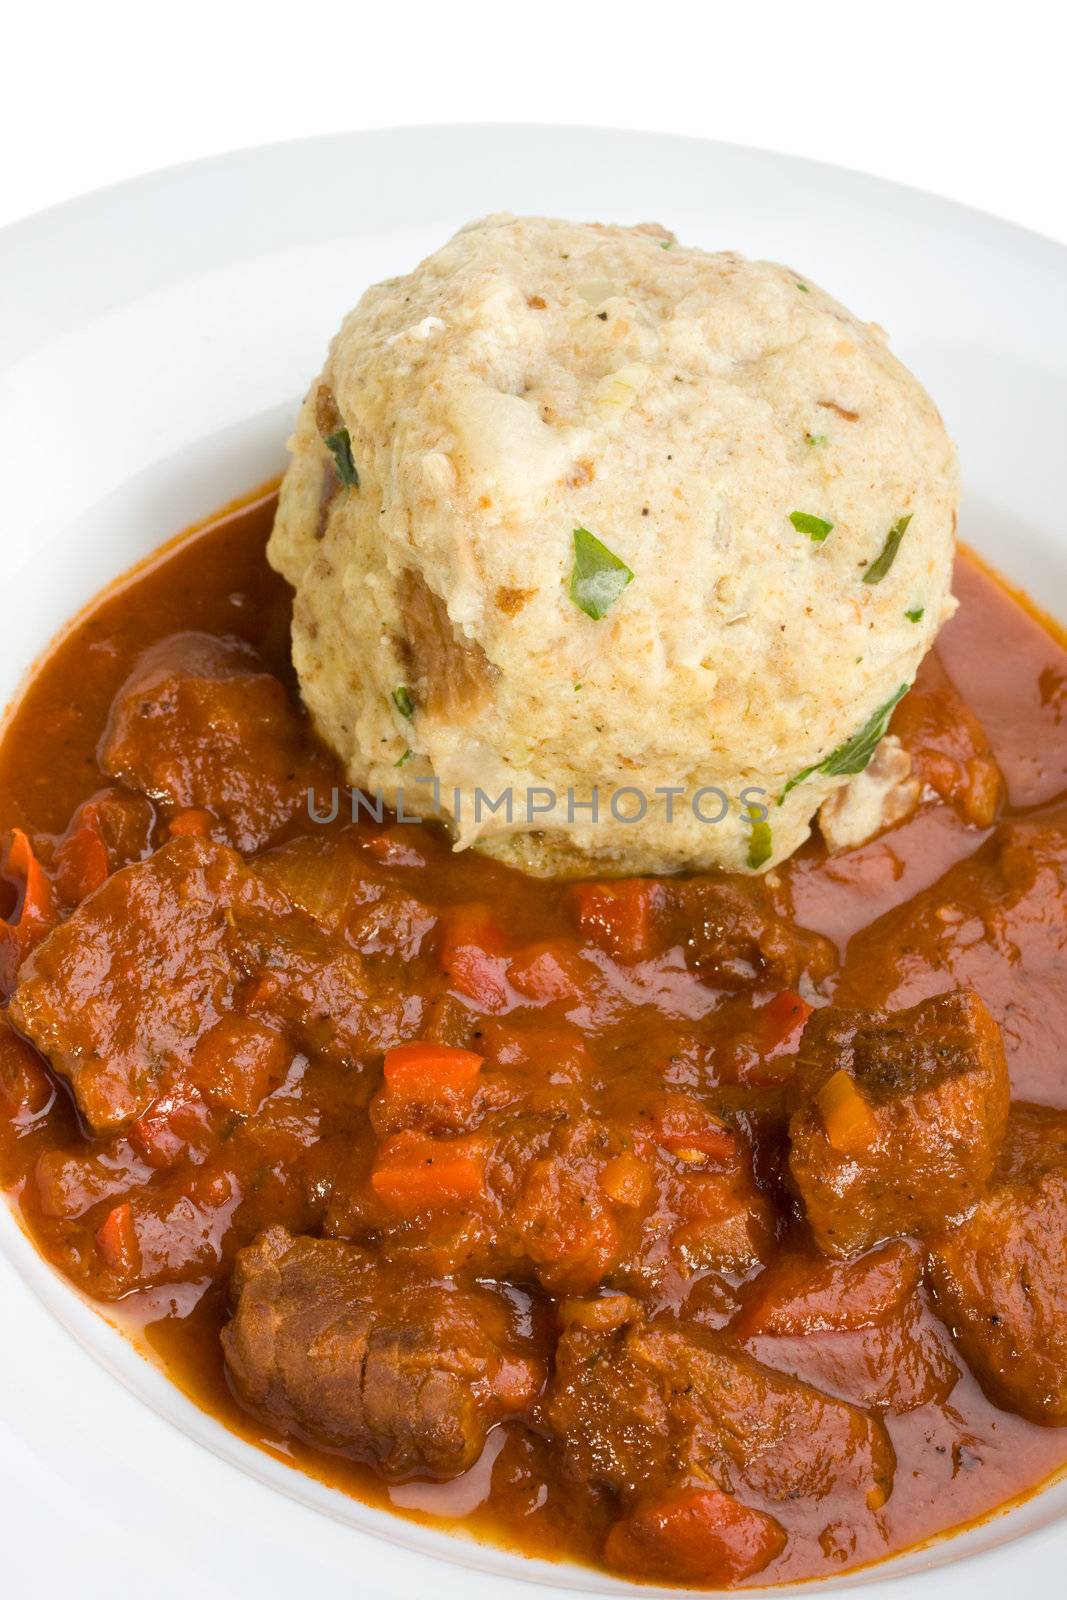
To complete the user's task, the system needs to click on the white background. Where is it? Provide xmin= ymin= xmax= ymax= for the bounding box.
xmin=2 ymin=0 xmax=1065 ymax=242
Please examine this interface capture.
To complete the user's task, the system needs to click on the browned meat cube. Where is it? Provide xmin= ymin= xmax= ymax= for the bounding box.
xmin=734 ymin=1242 xmax=959 ymax=1412
xmin=547 ymin=1297 xmax=895 ymax=1515
xmin=928 ymin=1104 xmax=1067 ymax=1424
xmin=257 ymin=831 xmax=438 ymax=964
xmin=8 ymin=837 xmax=405 ymax=1132
xmin=788 ymin=992 xmax=1009 ymax=1256
xmin=835 ymin=805 xmax=1067 ymax=1103
xmin=326 ymin=1081 xmax=774 ymax=1300
xmin=568 ymin=872 xmax=836 ymax=993
xmin=222 ymin=1226 xmax=542 ymax=1477
xmin=662 ymin=874 xmax=837 ymax=991
xmin=100 ymin=632 xmax=333 ymax=853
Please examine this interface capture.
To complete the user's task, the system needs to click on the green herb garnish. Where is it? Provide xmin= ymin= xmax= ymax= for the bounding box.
xmin=905 ymin=606 xmax=925 ymax=623
xmin=747 ymin=816 xmax=773 ymax=870
xmin=805 ymin=432 xmax=828 ymax=447
xmin=795 ymin=281 xmax=810 ymax=293
xmin=395 ymin=748 xmax=413 ymax=768
xmin=863 ymin=514 xmax=913 ymax=584
xmin=779 ymin=684 xmax=909 ymax=802
xmin=820 ymin=685 xmax=908 ymax=774
xmin=790 ymin=510 xmax=834 ymax=542
xmin=569 ymin=527 xmax=634 ymax=620
xmin=392 ymin=686 xmax=415 ymax=718
xmin=324 ymin=427 xmax=359 ymax=490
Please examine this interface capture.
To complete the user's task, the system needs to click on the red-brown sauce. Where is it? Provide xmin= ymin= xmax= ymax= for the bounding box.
xmin=0 ymin=488 xmax=1064 ymax=1587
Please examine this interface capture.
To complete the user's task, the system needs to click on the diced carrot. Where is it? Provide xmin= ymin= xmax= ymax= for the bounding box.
xmin=95 ymin=1201 xmax=142 ymax=1277
xmin=604 ymin=1486 xmax=786 ymax=1584
xmin=507 ymin=940 xmax=585 ymax=1004
xmin=441 ymin=902 xmax=508 ymax=957
xmin=361 ymin=826 xmax=428 ymax=868
xmin=0 ymin=828 xmax=59 ymax=995
xmin=651 ymin=1097 xmax=735 ymax=1165
xmin=570 ymin=880 xmax=659 ymax=962
xmin=52 ymin=820 xmax=109 ymax=904
xmin=383 ymin=1041 xmax=484 ymax=1103
xmin=599 ymin=1151 xmax=652 ymax=1207
xmin=756 ymin=990 xmax=813 ymax=1057
xmin=439 ymin=903 xmax=511 ymax=1011
xmin=167 ymin=807 xmax=217 ymax=839
xmin=817 ymin=1068 xmax=879 ymax=1152
xmin=1 ymin=829 xmax=56 ymax=927
xmin=371 ymin=1130 xmax=484 ymax=1216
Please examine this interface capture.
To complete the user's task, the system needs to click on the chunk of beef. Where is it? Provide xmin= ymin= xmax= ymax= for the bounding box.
xmin=328 ymin=1071 xmax=774 ymax=1298
xmin=8 ymin=837 xmax=405 ymax=1132
xmin=570 ymin=872 xmax=836 ymax=990
xmin=928 ymin=1104 xmax=1067 ymax=1424
xmin=88 ymin=1166 xmax=241 ymax=1298
xmin=222 ymin=1226 xmax=541 ymax=1477
xmin=663 ymin=874 xmax=837 ymax=991
xmin=505 ymin=1103 xmax=775 ymax=1295
xmin=836 ymin=805 xmax=1067 ymax=1102
xmin=889 ymin=649 xmax=1003 ymax=828
xmin=398 ymin=569 xmax=497 ymax=724
xmin=100 ymin=632 xmax=333 ymax=853
xmin=548 ymin=1297 xmax=894 ymax=1520
xmin=788 ymin=992 xmax=1009 ymax=1255
xmin=225 ymin=898 xmax=417 ymax=1070
xmin=257 ymin=831 xmax=438 ymax=964
xmin=734 ymin=1242 xmax=958 ymax=1411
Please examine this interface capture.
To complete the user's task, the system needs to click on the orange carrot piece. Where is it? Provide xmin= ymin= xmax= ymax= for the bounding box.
xmin=507 ymin=941 xmax=586 ymax=1004
xmin=95 ymin=1201 xmax=141 ymax=1276
xmin=570 ymin=880 xmax=658 ymax=962
xmin=52 ymin=821 xmax=109 ymax=904
xmin=3 ymin=829 xmax=56 ymax=925
xmin=0 ymin=828 xmax=59 ymax=994
xmin=650 ymin=1097 xmax=735 ymax=1165
xmin=371 ymin=1130 xmax=484 ymax=1216
xmin=757 ymin=990 xmax=813 ymax=1056
xmin=383 ymin=1042 xmax=484 ymax=1102
xmin=130 ymin=1086 xmax=213 ymax=1167
xmin=439 ymin=903 xmax=510 ymax=1010
xmin=604 ymin=1486 xmax=786 ymax=1584
xmin=817 ymin=1068 xmax=879 ymax=1152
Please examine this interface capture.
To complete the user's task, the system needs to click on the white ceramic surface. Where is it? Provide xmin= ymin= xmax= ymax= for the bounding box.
xmin=0 ymin=126 xmax=1065 ymax=1597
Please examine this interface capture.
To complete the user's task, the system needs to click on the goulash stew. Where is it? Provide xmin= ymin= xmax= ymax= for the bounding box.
xmin=1 ymin=489 xmax=1065 ymax=1587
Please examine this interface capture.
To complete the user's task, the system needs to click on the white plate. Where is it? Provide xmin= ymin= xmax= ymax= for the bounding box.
xmin=1 ymin=126 xmax=1065 ymax=1598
